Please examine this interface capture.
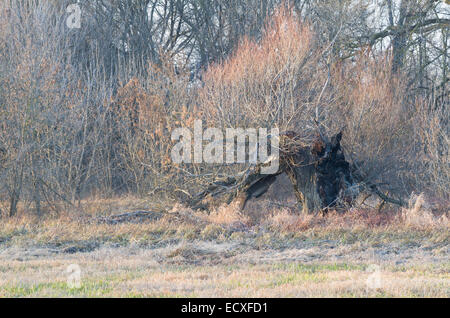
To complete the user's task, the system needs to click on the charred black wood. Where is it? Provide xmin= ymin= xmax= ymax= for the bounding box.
xmin=184 ymin=130 xmax=402 ymax=214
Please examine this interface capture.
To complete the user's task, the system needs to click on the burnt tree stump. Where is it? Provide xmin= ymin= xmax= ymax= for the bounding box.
xmin=185 ymin=130 xmax=399 ymax=214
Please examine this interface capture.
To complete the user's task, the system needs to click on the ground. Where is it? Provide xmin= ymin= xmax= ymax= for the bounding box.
xmin=0 ymin=196 xmax=448 ymax=297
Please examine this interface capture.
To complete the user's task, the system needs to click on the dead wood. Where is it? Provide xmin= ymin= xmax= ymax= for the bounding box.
xmin=184 ymin=129 xmax=404 ymax=214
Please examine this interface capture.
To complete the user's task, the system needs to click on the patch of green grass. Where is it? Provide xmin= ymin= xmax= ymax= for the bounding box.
xmin=200 ymin=224 xmax=225 ymax=240
xmin=0 ymin=227 xmax=28 ymax=245
xmin=1 ymin=284 xmax=46 ymax=297
xmin=269 ymin=272 xmax=327 ymax=287
xmin=0 ymin=272 xmax=138 ymax=297
xmin=271 ymin=262 xmax=365 ymax=273
xmin=176 ymin=227 xmax=199 ymax=240
xmin=66 ymin=280 xmax=114 ymax=297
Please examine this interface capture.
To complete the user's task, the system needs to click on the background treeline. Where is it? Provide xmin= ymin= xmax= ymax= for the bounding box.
xmin=0 ymin=0 xmax=448 ymax=216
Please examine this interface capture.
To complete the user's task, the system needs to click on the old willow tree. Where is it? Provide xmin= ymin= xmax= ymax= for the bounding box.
xmin=184 ymin=128 xmax=406 ymax=214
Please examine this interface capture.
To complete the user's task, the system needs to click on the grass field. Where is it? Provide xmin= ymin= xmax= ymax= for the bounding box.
xmin=0 ymin=196 xmax=448 ymax=297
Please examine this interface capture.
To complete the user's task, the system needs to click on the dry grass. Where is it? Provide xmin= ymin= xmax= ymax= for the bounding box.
xmin=0 ymin=252 xmax=448 ymax=297
xmin=0 ymin=194 xmax=447 ymax=247
xmin=0 ymin=3 xmax=447 ymax=298
xmin=0 ymin=196 xmax=448 ymax=297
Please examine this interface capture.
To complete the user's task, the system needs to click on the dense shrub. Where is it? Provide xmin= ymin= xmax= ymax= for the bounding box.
xmin=0 ymin=2 xmax=447 ymax=216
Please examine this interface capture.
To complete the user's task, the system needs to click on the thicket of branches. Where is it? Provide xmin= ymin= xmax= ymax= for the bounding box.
xmin=0 ymin=0 xmax=448 ymax=216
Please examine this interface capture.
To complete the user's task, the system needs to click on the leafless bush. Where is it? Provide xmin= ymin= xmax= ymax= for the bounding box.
xmin=0 ymin=2 xmax=447 ymax=218
xmin=399 ymin=193 xmax=449 ymax=228
xmin=194 ymin=9 xmax=427 ymax=204
xmin=109 ymin=58 xmax=199 ymax=196
xmin=0 ymin=1 xmax=114 ymax=215
xmin=199 ymin=8 xmax=326 ymax=132
xmin=329 ymin=53 xmax=420 ymax=199
xmin=414 ymin=102 xmax=449 ymax=200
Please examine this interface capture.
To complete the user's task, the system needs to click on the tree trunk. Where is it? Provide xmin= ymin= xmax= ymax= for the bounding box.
xmin=285 ymin=163 xmax=322 ymax=214
xmin=185 ymin=130 xmax=359 ymax=214
xmin=9 ymin=191 xmax=19 ymax=217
